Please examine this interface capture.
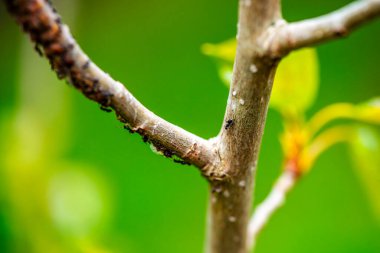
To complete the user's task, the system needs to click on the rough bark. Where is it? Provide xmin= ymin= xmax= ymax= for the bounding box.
xmin=266 ymin=0 xmax=380 ymax=57
xmin=4 ymin=0 xmax=221 ymax=177
xmin=205 ymin=1 xmax=282 ymax=252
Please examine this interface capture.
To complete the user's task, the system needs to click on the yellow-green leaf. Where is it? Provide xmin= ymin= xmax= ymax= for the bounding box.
xmin=216 ymin=64 xmax=234 ymax=87
xmin=356 ymin=97 xmax=380 ymax=124
xmin=201 ymin=39 xmax=236 ymax=87
xmin=308 ymin=97 xmax=380 ymax=136
xmin=201 ymin=39 xmax=236 ymax=63
xmin=202 ymin=39 xmax=319 ymax=114
xmin=350 ymin=126 xmax=380 ymax=223
xmin=271 ymin=48 xmax=319 ymax=114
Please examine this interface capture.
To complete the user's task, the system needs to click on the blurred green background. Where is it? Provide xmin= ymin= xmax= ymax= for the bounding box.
xmin=0 ymin=0 xmax=380 ymax=252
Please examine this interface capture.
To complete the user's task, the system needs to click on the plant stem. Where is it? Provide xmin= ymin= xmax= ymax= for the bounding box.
xmin=206 ymin=1 xmax=281 ymax=252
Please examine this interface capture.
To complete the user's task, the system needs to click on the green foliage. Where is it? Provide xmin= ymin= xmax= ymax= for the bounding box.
xmin=350 ymin=126 xmax=380 ymax=221
xmin=201 ymin=39 xmax=236 ymax=87
xmin=0 ymin=40 xmax=112 ymax=252
xmin=48 ymin=164 xmax=111 ymax=238
xmin=271 ymin=48 xmax=319 ymax=115
xmin=357 ymin=97 xmax=380 ymax=124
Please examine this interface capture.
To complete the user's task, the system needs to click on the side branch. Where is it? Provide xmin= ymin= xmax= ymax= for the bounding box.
xmin=247 ymin=171 xmax=298 ymax=251
xmin=5 ymin=0 xmax=219 ymax=174
xmin=266 ymin=0 xmax=380 ymax=56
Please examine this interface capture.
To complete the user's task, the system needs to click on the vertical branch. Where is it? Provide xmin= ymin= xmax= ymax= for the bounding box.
xmin=206 ymin=1 xmax=282 ymax=253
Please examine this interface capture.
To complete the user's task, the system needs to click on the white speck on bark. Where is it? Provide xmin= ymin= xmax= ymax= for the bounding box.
xmin=243 ymin=0 xmax=251 ymax=7
xmin=231 ymin=102 xmax=237 ymax=112
xmin=239 ymin=99 xmax=245 ymax=105
xmin=249 ymin=64 xmax=258 ymax=73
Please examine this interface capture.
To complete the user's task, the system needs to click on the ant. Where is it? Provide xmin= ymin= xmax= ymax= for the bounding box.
xmin=225 ymin=119 xmax=234 ymax=130
xmin=100 ymin=105 xmax=112 ymax=113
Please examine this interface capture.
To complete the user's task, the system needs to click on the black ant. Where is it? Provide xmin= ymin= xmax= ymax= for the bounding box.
xmin=173 ymin=159 xmax=191 ymax=165
xmin=34 ymin=44 xmax=43 ymax=57
xmin=123 ymin=125 xmax=135 ymax=133
xmin=225 ymin=119 xmax=234 ymax=130
xmin=142 ymin=135 xmax=149 ymax=143
xmin=100 ymin=105 xmax=112 ymax=113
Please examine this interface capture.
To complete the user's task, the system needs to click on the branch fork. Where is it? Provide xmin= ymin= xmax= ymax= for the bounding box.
xmin=4 ymin=0 xmax=380 ymax=253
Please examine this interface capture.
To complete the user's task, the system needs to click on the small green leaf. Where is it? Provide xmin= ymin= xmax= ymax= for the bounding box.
xmin=216 ymin=64 xmax=234 ymax=87
xmin=271 ymin=48 xmax=319 ymax=115
xmin=350 ymin=126 xmax=380 ymax=222
xmin=201 ymin=39 xmax=236 ymax=63
xmin=202 ymin=39 xmax=236 ymax=87
xmin=202 ymin=39 xmax=319 ymax=114
xmin=356 ymin=97 xmax=380 ymax=124
xmin=307 ymin=97 xmax=380 ymax=136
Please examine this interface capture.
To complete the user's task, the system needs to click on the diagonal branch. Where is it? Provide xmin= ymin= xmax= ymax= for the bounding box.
xmin=246 ymin=125 xmax=353 ymax=252
xmin=247 ymin=170 xmax=298 ymax=251
xmin=265 ymin=0 xmax=380 ymax=57
xmin=5 ymin=0 xmax=220 ymax=176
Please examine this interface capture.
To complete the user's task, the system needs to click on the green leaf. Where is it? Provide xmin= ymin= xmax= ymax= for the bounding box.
xmin=201 ymin=39 xmax=236 ymax=87
xmin=202 ymin=39 xmax=319 ymax=114
xmin=350 ymin=126 xmax=380 ymax=222
xmin=201 ymin=39 xmax=236 ymax=63
xmin=308 ymin=97 xmax=380 ymax=135
xmin=271 ymin=48 xmax=319 ymax=114
xmin=356 ymin=97 xmax=380 ymax=124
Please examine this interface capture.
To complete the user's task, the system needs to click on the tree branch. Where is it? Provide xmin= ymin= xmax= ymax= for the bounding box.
xmin=247 ymin=170 xmax=298 ymax=251
xmin=4 ymin=0 xmax=220 ymax=176
xmin=266 ymin=0 xmax=380 ymax=57
xmin=206 ymin=1 xmax=282 ymax=253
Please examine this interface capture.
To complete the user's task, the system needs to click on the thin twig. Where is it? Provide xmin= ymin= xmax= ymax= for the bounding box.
xmin=247 ymin=171 xmax=298 ymax=251
xmin=265 ymin=0 xmax=380 ymax=56
xmin=247 ymin=126 xmax=353 ymax=251
xmin=4 ymin=0 xmax=220 ymax=176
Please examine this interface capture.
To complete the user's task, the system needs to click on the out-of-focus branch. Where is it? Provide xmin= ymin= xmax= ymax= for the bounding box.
xmin=246 ymin=126 xmax=353 ymax=251
xmin=247 ymin=170 xmax=298 ymax=251
xmin=265 ymin=0 xmax=380 ymax=57
xmin=4 ymin=0 xmax=221 ymax=177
